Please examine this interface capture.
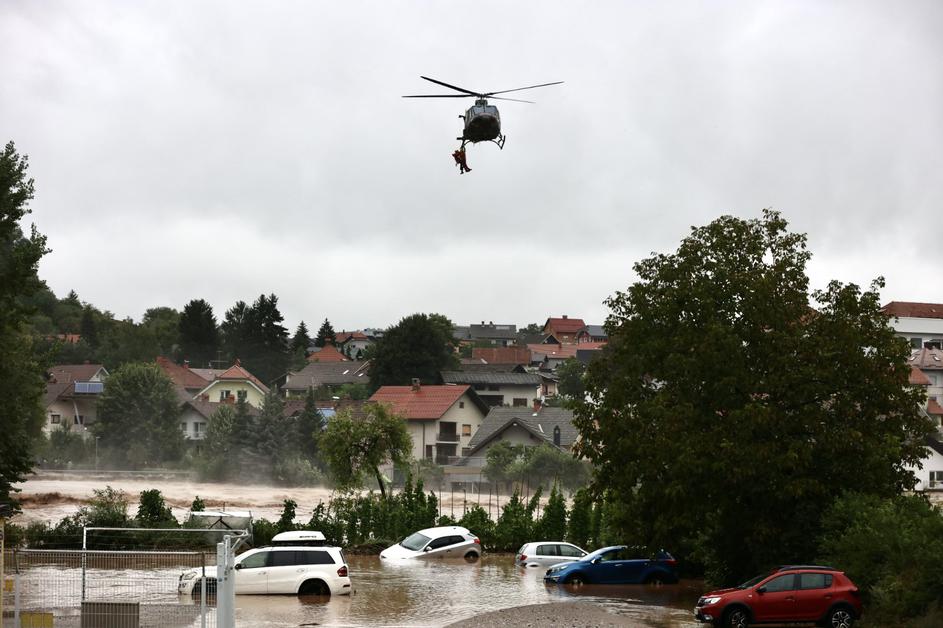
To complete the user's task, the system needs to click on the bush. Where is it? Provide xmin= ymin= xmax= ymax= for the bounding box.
xmin=459 ymin=505 xmax=495 ymax=549
xmin=817 ymin=493 xmax=943 ymax=623
xmin=136 ymin=489 xmax=177 ymax=527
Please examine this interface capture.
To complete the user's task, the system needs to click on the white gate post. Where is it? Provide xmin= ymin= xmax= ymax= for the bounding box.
xmin=216 ymin=535 xmax=236 ymax=628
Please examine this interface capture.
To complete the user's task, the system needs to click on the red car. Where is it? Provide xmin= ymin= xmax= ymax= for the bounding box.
xmin=694 ymin=565 xmax=861 ymax=628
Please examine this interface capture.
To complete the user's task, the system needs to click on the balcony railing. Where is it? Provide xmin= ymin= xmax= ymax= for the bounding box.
xmin=436 ymin=432 xmax=460 ymax=442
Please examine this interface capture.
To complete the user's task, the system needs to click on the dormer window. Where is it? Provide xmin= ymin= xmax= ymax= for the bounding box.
xmin=553 ymin=426 xmax=561 ymax=446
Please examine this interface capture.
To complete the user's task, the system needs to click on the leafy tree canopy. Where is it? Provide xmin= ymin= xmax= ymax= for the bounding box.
xmin=95 ymin=362 xmax=184 ymax=467
xmin=368 ymin=313 xmax=459 ymax=390
xmin=555 ymin=358 xmax=587 ymax=401
xmin=574 ymin=210 xmax=932 ymax=584
xmin=320 ymin=403 xmax=412 ymax=498
xmin=0 ymin=141 xmax=49 ymax=512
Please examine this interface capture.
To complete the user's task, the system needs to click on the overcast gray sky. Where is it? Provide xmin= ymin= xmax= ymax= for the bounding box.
xmin=2 ymin=0 xmax=941 ymax=332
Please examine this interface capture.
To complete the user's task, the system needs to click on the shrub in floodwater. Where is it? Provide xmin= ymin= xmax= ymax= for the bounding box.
xmin=136 ymin=489 xmax=176 ymax=527
xmin=459 ymin=505 xmax=495 ymax=549
xmin=566 ymin=488 xmax=592 ymax=549
xmin=536 ymin=483 xmax=567 ymax=542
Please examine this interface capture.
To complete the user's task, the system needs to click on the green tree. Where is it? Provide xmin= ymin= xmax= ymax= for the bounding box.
xmin=314 ymin=318 xmax=336 ymax=348
xmin=136 ymin=489 xmax=177 ymax=527
xmin=95 ymin=362 xmax=184 ymax=467
xmin=178 ymin=299 xmax=219 ymax=367
xmin=555 ymin=358 xmax=586 ymax=401
xmin=0 ymin=141 xmax=49 ymax=512
xmin=368 ymin=313 xmax=459 ymax=390
xmin=817 ymin=493 xmax=943 ymax=622
xmin=290 ymin=320 xmax=312 ymax=368
xmin=221 ymin=294 xmax=289 ymax=383
xmin=537 ymin=483 xmax=568 ymax=541
xmin=296 ymin=387 xmax=326 ymax=462
xmin=141 ymin=307 xmax=180 ymax=359
xmin=483 ymin=441 xmax=521 ymax=492
xmin=320 ymin=403 xmax=412 ymax=499
xmin=566 ymin=488 xmax=593 ymax=548
xmin=575 ymin=211 xmax=933 ymax=584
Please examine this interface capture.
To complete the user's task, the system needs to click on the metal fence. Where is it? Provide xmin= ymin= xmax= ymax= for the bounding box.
xmin=2 ymin=549 xmax=216 ymax=628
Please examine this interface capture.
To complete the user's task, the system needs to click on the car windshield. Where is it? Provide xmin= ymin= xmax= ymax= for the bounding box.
xmin=738 ymin=571 xmax=774 ymax=589
xmin=400 ymin=532 xmax=431 ymax=551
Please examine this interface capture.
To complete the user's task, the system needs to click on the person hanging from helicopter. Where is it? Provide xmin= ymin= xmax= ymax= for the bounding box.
xmin=452 ymin=147 xmax=471 ymax=174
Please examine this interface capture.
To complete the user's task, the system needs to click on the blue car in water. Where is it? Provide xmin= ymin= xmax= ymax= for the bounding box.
xmin=543 ymin=546 xmax=678 ymax=585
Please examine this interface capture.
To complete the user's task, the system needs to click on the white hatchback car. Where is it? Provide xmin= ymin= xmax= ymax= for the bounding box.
xmin=178 ymin=531 xmax=351 ymax=596
xmin=515 ymin=541 xmax=588 ymax=568
xmin=380 ymin=526 xmax=481 ymax=560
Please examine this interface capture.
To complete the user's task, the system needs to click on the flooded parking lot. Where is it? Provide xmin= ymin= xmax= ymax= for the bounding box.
xmin=233 ymin=554 xmax=702 ymax=627
xmin=5 ymin=554 xmax=703 ymax=627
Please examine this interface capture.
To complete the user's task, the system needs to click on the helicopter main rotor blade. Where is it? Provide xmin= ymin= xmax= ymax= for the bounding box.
xmin=402 ymin=94 xmax=474 ymax=98
xmin=419 ymin=76 xmax=482 ymax=97
xmin=485 ymin=81 xmax=564 ymax=96
xmin=488 ymin=96 xmax=536 ymax=103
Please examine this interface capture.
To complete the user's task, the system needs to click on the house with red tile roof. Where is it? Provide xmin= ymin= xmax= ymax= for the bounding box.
xmin=370 ymin=381 xmax=489 ymax=464
xmin=193 ymin=359 xmax=270 ymax=408
xmin=542 ymin=315 xmax=586 ymax=344
xmin=335 ymin=331 xmax=373 ymax=358
xmin=883 ymin=302 xmax=943 ymax=350
xmin=43 ymin=364 xmax=109 ymax=435
xmin=471 ymin=347 xmax=532 ymax=365
xmin=306 ymin=344 xmax=349 ymax=363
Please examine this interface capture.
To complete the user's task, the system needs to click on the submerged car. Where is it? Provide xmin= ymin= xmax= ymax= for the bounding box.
xmin=694 ymin=565 xmax=861 ymax=628
xmin=178 ymin=531 xmax=351 ymax=596
xmin=380 ymin=526 xmax=481 ymax=560
xmin=543 ymin=546 xmax=678 ymax=585
xmin=516 ymin=542 xmax=588 ymax=568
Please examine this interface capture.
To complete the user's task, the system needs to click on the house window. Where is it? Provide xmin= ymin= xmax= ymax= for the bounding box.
xmin=195 ymin=422 xmax=206 ymax=435
xmin=513 ymin=398 xmax=527 ymax=407
xmin=459 ymin=401 xmax=465 ymax=408
xmin=219 ymin=389 xmax=231 ymax=402
xmin=911 ymin=337 xmax=923 ymax=349
xmin=553 ymin=426 xmax=561 ymax=446
xmin=462 ymin=424 xmax=472 ymax=437
xmin=74 ymin=415 xmax=84 ymax=426
xmin=180 ymin=422 xmax=188 ymax=433
xmin=237 ymin=390 xmax=248 ymax=402
xmin=425 ymin=445 xmax=433 ymax=460
xmin=930 ymin=471 xmax=943 ymax=488
xmin=51 ymin=414 xmax=61 ymax=424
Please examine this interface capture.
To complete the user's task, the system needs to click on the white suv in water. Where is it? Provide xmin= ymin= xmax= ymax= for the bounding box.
xmin=178 ymin=531 xmax=351 ymax=596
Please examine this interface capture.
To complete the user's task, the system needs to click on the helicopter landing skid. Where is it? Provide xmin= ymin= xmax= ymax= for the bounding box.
xmin=456 ymin=135 xmax=506 ymax=150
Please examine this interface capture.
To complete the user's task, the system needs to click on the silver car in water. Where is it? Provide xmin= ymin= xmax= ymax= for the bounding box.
xmin=516 ymin=541 xmax=588 ymax=568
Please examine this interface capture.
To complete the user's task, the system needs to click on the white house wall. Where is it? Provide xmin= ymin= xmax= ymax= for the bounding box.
xmin=890 ymin=316 xmax=943 ymax=346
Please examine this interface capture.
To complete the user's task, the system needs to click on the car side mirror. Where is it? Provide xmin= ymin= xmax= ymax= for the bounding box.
xmin=756 ymin=586 xmax=766 ymax=594
xmin=591 ymin=557 xmax=601 ymax=564
xmin=423 ymin=546 xmax=432 ymax=552
xmin=234 ymin=564 xmax=243 ymax=570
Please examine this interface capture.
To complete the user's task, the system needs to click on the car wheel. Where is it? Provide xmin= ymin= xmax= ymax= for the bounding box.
xmin=463 ymin=551 xmax=479 ymax=562
xmin=724 ymin=607 xmax=750 ymax=628
xmin=298 ymin=579 xmax=330 ymax=596
xmin=197 ymin=578 xmax=216 ymax=595
xmin=644 ymin=574 xmax=665 ymax=585
xmin=827 ymin=607 xmax=854 ymax=628
xmin=566 ymin=573 xmax=587 ymax=585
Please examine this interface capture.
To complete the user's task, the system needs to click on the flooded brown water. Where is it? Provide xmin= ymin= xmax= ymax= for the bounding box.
xmin=13 ymin=473 xmax=529 ymax=526
xmin=234 ymin=555 xmax=703 ymax=627
xmin=11 ymin=475 xmax=704 ymax=626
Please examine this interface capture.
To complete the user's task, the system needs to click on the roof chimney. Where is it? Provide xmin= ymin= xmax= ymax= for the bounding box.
xmin=562 ymin=315 xmax=568 ymax=319
xmin=411 ymin=378 xmax=421 ymax=392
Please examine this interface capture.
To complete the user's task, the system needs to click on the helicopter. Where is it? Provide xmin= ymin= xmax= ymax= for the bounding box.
xmin=403 ymin=76 xmax=564 ymax=151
